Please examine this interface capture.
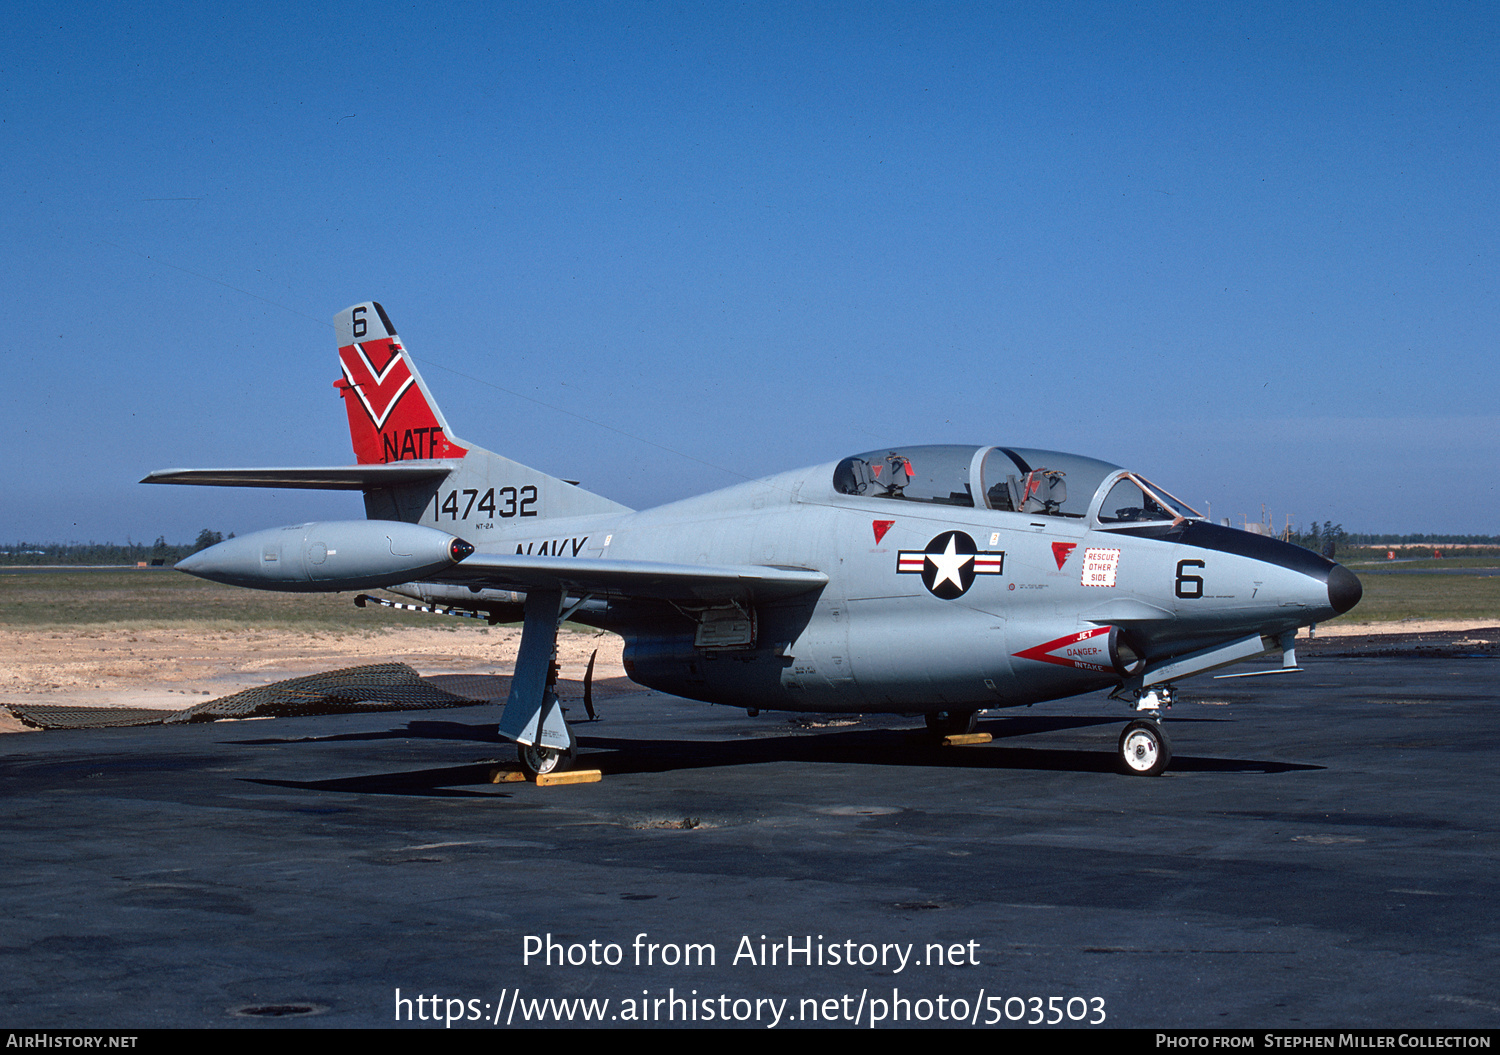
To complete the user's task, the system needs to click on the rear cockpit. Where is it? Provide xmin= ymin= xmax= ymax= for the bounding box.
xmin=832 ymin=445 xmax=1201 ymax=526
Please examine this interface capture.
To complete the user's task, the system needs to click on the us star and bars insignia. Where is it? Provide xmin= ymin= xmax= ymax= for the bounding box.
xmin=897 ymin=530 xmax=1004 ymax=599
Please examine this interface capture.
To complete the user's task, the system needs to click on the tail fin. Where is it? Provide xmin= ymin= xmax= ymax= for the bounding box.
xmin=332 ymin=302 xmax=631 ymax=524
xmin=334 ymin=302 xmax=469 ymax=464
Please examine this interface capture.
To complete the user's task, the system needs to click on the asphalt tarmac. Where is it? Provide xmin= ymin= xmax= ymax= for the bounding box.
xmin=1 ymin=636 xmax=1496 ymax=1030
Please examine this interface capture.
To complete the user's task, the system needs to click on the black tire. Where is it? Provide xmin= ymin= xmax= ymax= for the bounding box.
xmin=925 ymin=709 xmax=979 ymax=737
xmin=1118 ymin=718 xmax=1171 ymax=776
xmin=517 ymin=728 xmax=577 ymax=778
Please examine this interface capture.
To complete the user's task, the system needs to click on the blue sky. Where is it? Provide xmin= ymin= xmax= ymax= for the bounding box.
xmin=6 ymin=1 xmax=1497 ymax=541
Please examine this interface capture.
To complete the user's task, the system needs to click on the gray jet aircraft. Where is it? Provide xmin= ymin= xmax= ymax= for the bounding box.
xmin=148 ymin=302 xmax=1362 ymax=777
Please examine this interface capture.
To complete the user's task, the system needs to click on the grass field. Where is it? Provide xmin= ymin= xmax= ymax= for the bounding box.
xmin=0 ymin=571 xmax=438 ymax=629
xmin=1347 ymin=556 xmax=1500 ymax=571
xmin=2 ymin=566 xmax=1496 ymax=629
xmin=1336 ymin=572 xmax=1500 ymax=624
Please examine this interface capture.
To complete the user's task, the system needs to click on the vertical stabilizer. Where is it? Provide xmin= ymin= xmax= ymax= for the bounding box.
xmin=331 ymin=301 xmax=632 ymax=524
xmin=334 ymin=302 xmax=469 ymax=465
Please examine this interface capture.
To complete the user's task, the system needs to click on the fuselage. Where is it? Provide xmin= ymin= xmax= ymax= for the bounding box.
xmin=402 ymin=445 xmax=1357 ymax=715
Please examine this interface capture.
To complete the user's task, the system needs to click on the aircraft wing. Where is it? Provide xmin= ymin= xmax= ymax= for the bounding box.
xmin=141 ymin=463 xmax=457 ymax=490
xmin=430 ymin=553 xmax=829 ymax=603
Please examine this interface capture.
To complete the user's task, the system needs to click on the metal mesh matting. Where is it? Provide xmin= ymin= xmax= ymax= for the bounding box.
xmin=4 ymin=663 xmax=487 ymax=730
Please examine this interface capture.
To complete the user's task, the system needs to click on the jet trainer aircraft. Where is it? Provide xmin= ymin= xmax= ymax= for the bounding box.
xmin=148 ymin=302 xmax=1362 ymax=777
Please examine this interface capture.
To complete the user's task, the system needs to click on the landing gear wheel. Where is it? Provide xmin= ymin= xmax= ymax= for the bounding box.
xmin=1118 ymin=719 xmax=1171 ymax=777
xmin=925 ymin=709 xmax=978 ymax=738
xmin=517 ymin=730 xmax=577 ymax=779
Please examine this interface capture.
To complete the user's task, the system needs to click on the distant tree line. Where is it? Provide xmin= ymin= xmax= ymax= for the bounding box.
xmin=1287 ymin=521 xmax=1347 ymax=555
xmin=0 ymin=530 xmax=233 ymax=566
xmin=1341 ymin=533 xmax=1500 ymax=545
xmin=1284 ymin=523 xmax=1500 ymax=557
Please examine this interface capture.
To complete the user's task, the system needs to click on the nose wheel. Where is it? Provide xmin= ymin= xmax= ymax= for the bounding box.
xmin=1118 ymin=718 xmax=1171 ymax=777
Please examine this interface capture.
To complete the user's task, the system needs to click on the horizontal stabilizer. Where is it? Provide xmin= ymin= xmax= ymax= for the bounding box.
xmin=141 ymin=464 xmax=456 ymax=490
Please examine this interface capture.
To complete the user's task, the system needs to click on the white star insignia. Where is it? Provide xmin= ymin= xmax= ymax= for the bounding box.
xmin=927 ymin=534 xmax=974 ymax=592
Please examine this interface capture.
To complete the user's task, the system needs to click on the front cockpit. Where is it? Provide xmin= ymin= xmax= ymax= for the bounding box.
xmin=832 ymin=445 xmax=1202 ymax=527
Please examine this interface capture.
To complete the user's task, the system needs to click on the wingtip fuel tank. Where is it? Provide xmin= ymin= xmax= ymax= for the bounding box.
xmin=175 ymin=521 xmax=473 ymax=592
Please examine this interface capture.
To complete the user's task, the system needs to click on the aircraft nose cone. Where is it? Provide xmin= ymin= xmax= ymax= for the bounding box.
xmin=174 ymin=548 xmax=209 ymax=576
xmin=1327 ymin=564 xmax=1362 ymax=615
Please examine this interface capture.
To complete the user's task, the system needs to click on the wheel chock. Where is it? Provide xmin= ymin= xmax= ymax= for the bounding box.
xmin=942 ymin=732 xmax=993 ymax=746
xmin=488 ymin=766 xmax=603 ymax=785
xmin=536 ymin=769 xmax=602 ymax=786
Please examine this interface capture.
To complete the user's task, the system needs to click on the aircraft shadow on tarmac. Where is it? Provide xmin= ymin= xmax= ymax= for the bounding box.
xmin=240 ymin=713 xmax=1320 ymax=798
xmin=249 ymin=763 xmax=521 ymax=799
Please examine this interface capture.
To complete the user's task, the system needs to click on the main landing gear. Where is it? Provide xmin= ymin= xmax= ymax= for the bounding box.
xmin=1114 ymin=686 xmax=1174 ymax=777
xmin=518 ymin=722 xmax=577 ymax=779
xmin=498 ymin=588 xmax=580 ymax=779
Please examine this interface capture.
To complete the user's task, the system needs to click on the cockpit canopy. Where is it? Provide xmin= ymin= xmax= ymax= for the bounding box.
xmin=832 ymin=445 xmax=1200 ymax=526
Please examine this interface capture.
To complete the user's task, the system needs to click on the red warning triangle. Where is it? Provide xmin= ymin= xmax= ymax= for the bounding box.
xmin=872 ymin=520 xmax=895 ymax=544
xmin=1052 ymin=542 xmax=1076 ymax=569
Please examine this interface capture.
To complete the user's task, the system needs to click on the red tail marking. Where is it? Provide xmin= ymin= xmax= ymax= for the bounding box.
xmin=339 ymin=341 xmax=414 ymax=429
xmin=335 ymin=341 xmax=467 ymax=464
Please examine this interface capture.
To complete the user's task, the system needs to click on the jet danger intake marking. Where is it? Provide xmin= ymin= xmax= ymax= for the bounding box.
xmin=1013 ymin=627 xmax=1116 ymax=673
xmin=897 ymin=531 xmax=1004 ymax=599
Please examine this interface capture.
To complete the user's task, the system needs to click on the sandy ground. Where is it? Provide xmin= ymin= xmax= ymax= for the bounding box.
xmin=0 ymin=618 xmax=1492 ymax=735
xmin=0 ymin=624 xmax=624 ymax=733
xmin=1305 ymin=618 xmax=1494 ymax=637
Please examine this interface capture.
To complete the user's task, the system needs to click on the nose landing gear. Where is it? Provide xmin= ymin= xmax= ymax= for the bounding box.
xmin=1112 ymin=685 xmax=1174 ymax=776
xmin=1118 ymin=718 xmax=1171 ymax=776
